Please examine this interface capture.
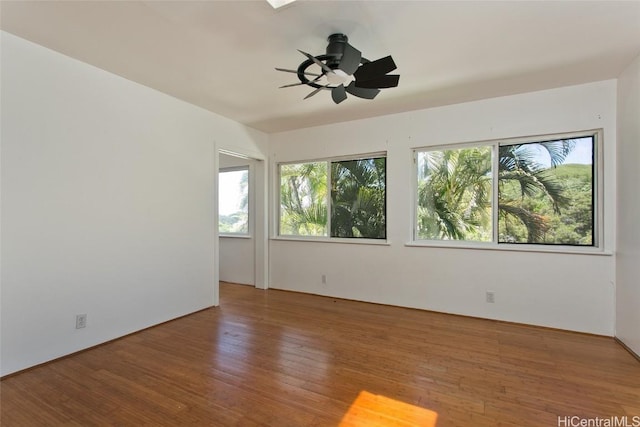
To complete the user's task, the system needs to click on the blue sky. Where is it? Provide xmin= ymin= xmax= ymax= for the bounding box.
xmin=531 ymin=137 xmax=593 ymax=168
xmin=564 ymin=137 xmax=593 ymax=165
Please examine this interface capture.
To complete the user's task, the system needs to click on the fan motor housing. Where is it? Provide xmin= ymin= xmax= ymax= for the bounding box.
xmin=325 ymin=33 xmax=348 ymax=69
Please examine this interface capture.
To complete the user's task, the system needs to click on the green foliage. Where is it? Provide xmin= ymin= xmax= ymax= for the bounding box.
xmin=279 ymin=158 xmax=387 ymax=239
xmin=280 ymin=137 xmax=594 ymax=246
xmin=218 ymin=169 xmax=249 ymax=234
xmin=279 ymin=162 xmax=328 ymax=236
xmin=219 ymin=212 xmax=248 ymax=234
xmin=498 ymin=163 xmax=592 ymax=245
xmin=331 ymin=158 xmax=386 ymax=239
xmin=417 ymin=146 xmax=492 ymax=241
xmin=417 ymin=138 xmax=594 ymax=246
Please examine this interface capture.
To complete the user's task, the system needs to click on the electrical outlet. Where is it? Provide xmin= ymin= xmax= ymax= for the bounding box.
xmin=321 ymin=274 xmax=327 ymax=284
xmin=486 ymin=291 xmax=495 ymax=304
xmin=76 ymin=314 xmax=87 ymax=329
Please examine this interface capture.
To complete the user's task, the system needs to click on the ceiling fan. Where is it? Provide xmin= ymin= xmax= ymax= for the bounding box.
xmin=276 ymin=33 xmax=399 ymax=104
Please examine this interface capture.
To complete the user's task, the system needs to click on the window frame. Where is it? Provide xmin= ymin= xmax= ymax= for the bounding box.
xmin=218 ymin=165 xmax=251 ymax=237
xmin=411 ymin=129 xmax=604 ymax=254
xmin=276 ymin=152 xmax=389 ymax=244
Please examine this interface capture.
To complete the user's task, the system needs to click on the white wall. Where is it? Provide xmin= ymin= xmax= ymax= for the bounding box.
xmin=219 ymin=154 xmax=254 ymax=285
xmin=269 ymin=81 xmax=617 ymax=336
xmin=0 ymin=32 xmax=267 ymax=376
xmin=616 ymin=55 xmax=640 ymax=356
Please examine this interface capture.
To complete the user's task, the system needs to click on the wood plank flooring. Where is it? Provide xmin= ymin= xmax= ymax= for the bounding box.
xmin=2 ymin=282 xmax=639 ymax=426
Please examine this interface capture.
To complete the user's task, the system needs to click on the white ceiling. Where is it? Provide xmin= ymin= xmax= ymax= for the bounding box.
xmin=2 ymin=1 xmax=639 ymax=133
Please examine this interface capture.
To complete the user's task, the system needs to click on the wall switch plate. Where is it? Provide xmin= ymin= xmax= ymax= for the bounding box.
xmin=76 ymin=314 xmax=87 ymax=329
xmin=321 ymin=274 xmax=327 ymax=284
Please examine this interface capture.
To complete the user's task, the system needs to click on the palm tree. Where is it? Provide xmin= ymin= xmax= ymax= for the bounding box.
xmin=331 ymin=158 xmax=386 ymax=239
xmin=279 ymin=162 xmax=328 ymax=236
xmin=417 ymin=139 xmax=578 ymax=243
xmin=417 ymin=146 xmax=492 ymax=241
xmin=280 ymin=158 xmax=386 ymax=239
xmin=498 ymin=139 xmax=575 ymax=243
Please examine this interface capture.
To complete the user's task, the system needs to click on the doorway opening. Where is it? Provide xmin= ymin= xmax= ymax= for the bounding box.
xmin=213 ymin=148 xmax=267 ymax=306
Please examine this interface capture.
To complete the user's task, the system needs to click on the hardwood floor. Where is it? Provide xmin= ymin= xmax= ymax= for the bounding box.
xmin=2 ymin=282 xmax=639 ymax=426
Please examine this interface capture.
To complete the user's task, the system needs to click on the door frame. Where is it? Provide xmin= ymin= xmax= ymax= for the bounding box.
xmin=213 ymin=144 xmax=268 ymax=306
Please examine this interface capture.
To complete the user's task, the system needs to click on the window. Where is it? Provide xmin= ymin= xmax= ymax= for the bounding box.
xmin=219 ymin=167 xmax=249 ymax=234
xmin=279 ymin=155 xmax=386 ymax=239
xmin=416 ymin=145 xmax=492 ymax=242
xmin=498 ymin=136 xmax=594 ymax=245
xmin=414 ymin=131 xmax=598 ymax=248
xmin=279 ymin=162 xmax=327 ymax=236
xmin=331 ymin=157 xmax=387 ymax=239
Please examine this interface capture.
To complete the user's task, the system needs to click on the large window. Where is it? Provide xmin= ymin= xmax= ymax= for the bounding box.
xmin=416 ymin=145 xmax=492 ymax=241
xmin=219 ymin=167 xmax=249 ymax=234
xmin=415 ymin=131 xmax=598 ymax=248
xmin=279 ymin=155 xmax=386 ymax=239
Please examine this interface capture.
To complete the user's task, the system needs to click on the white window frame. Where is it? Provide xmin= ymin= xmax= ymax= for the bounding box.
xmin=218 ymin=165 xmax=251 ymax=238
xmin=410 ymin=129 xmax=605 ymax=254
xmin=275 ymin=152 xmax=389 ymax=245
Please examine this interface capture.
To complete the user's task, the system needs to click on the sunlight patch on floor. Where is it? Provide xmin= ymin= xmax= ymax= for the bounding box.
xmin=339 ymin=391 xmax=438 ymax=427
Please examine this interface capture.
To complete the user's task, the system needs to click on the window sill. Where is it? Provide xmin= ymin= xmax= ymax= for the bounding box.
xmin=220 ymin=234 xmax=252 ymax=239
xmin=405 ymin=241 xmax=613 ymax=256
xmin=271 ymin=236 xmax=391 ymax=246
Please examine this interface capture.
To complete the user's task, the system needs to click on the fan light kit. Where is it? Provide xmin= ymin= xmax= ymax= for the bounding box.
xmin=266 ymin=0 xmax=297 ymax=9
xmin=276 ymin=33 xmax=400 ymax=104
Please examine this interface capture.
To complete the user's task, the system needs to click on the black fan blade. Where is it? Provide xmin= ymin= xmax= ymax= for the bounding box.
xmin=354 ymin=55 xmax=397 ymax=82
xmin=346 ymin=82 xmax=380 ymax=99
xmin=304 ymin=85 xmax=328 ymax=100
xmin=298 ymin=49 xmax=333 ymax=74
xmin=339 ymin=43 xmax=361 ymax=75
xmin=275 ymin=67 xmax=321 ymax=77
xmin=279 ymin=82 xmax=308 ymax=88
xmin=331 ymin=85 xmax=347 ymax=104
xmin=355 ymin=74 xmax=399 ymax=89
xmin=279 ymin=74 xmax=323 ymax=88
